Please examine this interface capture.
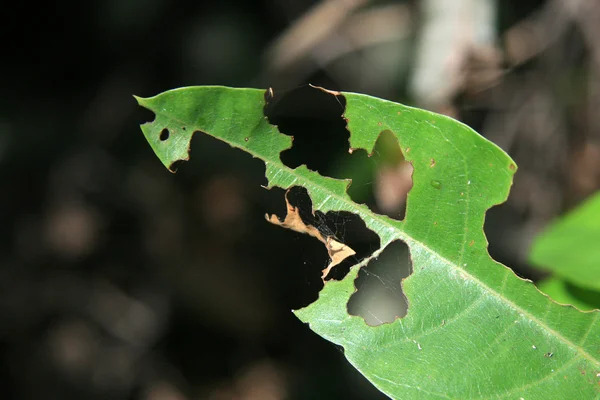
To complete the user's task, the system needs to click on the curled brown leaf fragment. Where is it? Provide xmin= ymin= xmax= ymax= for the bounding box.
xmin=308 ymin=84 xmax=341 ymax=97
xmin=266 ymin=193 xmax=355 ymax=281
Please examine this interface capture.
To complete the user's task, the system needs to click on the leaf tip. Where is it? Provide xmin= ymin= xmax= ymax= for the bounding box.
xmin=133 ymin=95 xmax=148 ymax=107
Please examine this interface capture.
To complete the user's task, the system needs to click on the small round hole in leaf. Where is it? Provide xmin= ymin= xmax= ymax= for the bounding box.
xmin=160 ymin=128 xmax=170 ymax=141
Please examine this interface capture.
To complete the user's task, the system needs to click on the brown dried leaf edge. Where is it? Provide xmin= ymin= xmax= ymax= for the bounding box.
xmin=265 ymin=190 xmax=356 ymax=280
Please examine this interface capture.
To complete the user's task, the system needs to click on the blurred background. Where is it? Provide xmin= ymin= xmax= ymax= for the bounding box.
xmin=2 ymin=0 xmax=600 ymax=398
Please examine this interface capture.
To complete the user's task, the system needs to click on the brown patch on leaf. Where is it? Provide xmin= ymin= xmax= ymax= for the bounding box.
xmin=430 ymin=158 xmax=436 ymax=168
xmin=266 ymin=193 xmax=355 ymax=281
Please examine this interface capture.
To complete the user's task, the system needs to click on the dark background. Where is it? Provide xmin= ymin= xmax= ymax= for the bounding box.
xmin=2 ymin=0 xmax=600 ymax=399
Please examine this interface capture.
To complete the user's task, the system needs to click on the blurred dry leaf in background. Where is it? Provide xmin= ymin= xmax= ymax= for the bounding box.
xmin=375 ymin=162 xmax=413 ymax=216
xmin=207 ymin=360 xmax=288 ymax=400
xmin=44 ymin=202 xmax=101 ymax=260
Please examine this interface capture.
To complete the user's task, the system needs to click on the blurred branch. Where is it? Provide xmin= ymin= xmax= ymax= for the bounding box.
xmin=503 ymin=0 xmax=572 ymax=66
xmin=261 ymin=0 xmax=411 ymax=87
xmin=409 ymin=0 xmax=498 ymax=109
xmin=264 ymin=0 xmax=369 ymax=73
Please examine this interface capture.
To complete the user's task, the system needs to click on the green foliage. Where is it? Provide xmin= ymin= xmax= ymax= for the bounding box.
xmin=137 ymin=86 xmax=600 ymax=399
xmin=531 ymin=191 xmax=600 ymax=318
xmin=537 ymin=278 xmax=600 ymax=312
xmin=530 ymin=191 xmax=600 ymax=291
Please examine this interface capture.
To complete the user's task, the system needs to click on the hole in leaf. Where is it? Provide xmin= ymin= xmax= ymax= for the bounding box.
xmin=281 ymin=227 xmax=330 ymax=310
xmin=167 ymin=130 xmax=215 ymax=173
xmin=484 ymin=202 xmax=542 ymax=281
xmin=264 ymin=86 xmax=348 ymax=172
xmin=348 ymin=240 xmax=411 ymax=325
xmin=258 ymin=187 xmax=330 ymax=310
xmin=286 ymin=186 xmax=380 ymax=282
xmin=160 ymin=128 xmax=170 ymax=141
xmin=168 ymin=159 xmax=187 ymax=173
xmin=264 ymin=86 xmax=412 ymax=221
xmin=358 ymin=131 xmax=413 ymax=221
xmin=136 ymin=106 xmax=156 ymax=124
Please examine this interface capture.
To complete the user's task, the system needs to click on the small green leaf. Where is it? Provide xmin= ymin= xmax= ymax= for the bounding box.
xmin=137 ymin=86 xmax=600 ymax=399
xmin=537 ymin=278 xmax=600 ymax=311
xmin=530 ymin=191 xmax=600 ymax=291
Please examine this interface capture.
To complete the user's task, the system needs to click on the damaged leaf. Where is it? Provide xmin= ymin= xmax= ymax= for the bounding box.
xmin=266 ymin=192 xmax=356 ymax=280
xmin=137 ymin=86 xmax=600 ymax=399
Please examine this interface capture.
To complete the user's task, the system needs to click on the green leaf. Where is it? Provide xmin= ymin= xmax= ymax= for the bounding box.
xmin=537 ymin=278 xmax=600 ymax=312
xmin=137 ymin=86 xmax=600 ymax=399
xmin=530 ymin=191 xmax=600 ymax=291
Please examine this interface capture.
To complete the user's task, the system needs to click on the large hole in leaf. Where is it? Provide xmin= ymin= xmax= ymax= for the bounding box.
xmin=167 ymin=130 xmax=212 ymax=173
xmin=362 ymin=131 xmax=413 ymax=220
xmin=136 ymin=106 xmax=156 ymax=124
xmin=264 ymin=189 xmax=332 ymax=310
xmin=484 ymin=202 xmax=543 ymax=281
xmin=264 ymin=86 xmax=412 ymax=221
xmin=348 ymin=240 xmax=411 ymax=325
xmin=264 ymin=85 xmax=349 ymax=173
xmin=164 ymin=130 xmax=333 ymax=313
xmin=286 ymin=186 xmax=380 ymax=282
